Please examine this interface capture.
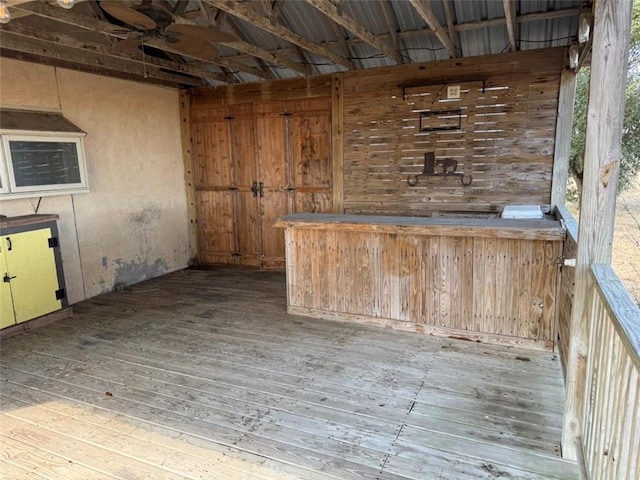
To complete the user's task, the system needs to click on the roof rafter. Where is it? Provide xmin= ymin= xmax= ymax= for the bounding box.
xmin=1 ymin=21 xmax=229 ymax=84
xmin=408 ymin=0 xmax=457 ymax=57
xmin=211 ymin=19 xmax=311 ymax=75
xmin=270 ymin=0 xmax=285 ymax=26
xmin=327 ymin=20 xmax=356 ymax=67
xmin=203 ymin=0 xmax=355 ymax=70
xmin=442 ymin=0 xmax=459 ymax=57
xmin=199 ymin=5 xmax=278 ymax=80
xmin=503 ymin=0 xmax=518 ymax=52
xmin=379 ymin=0 xmax=403 ymax=61
xmin=304 ymin=0 xmax=404 ymax=65
xmin=455 ymin=7 xmax=579 ymax=32
xmin=11 ymin=1 xmax=267 ymax=80
xmin=0 ymin=31 xmax=203 ymax=87
xmin=220 ymin=6 xmax=581 ymax=67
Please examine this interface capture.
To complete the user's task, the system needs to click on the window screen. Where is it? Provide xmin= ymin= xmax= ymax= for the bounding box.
xmin=9 ymin=140 xmax=82 ymax=187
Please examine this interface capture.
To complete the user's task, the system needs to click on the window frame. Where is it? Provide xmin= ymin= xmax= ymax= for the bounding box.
xmin=0 ymin=130 xmax=89 ymax=200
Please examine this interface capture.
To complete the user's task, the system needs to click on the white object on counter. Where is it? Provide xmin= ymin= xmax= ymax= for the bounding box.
xmin=501 ymin=205 xmax=544 ymax=219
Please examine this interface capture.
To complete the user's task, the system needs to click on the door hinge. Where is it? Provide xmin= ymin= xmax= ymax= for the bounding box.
xmin=55 ymin=288 xmax=66 ymax=300
xmin=228 ymin=186 xmax=238 ymax=191
xmin=48 ymin=237 xmax=59 ymax=248
xmin=280 ymin=112 xmax=293 ymax=117
xmin=231 ymin=253 xmax=241 ymax=257
xmin=224 ymin=115 xmax=234 ymax=121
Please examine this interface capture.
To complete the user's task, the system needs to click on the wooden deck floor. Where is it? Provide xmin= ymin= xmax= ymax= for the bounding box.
xmin=0 ymin=268 xmax=578 ymax=479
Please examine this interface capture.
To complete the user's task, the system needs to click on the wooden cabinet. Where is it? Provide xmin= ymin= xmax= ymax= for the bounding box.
xmin=192 ymin=98 xmax=332 ymax=269
xmin=0 ymin=215 xmax=69 ymax=331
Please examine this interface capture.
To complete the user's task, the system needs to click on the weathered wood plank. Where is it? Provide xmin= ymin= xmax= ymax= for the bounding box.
xmin=331 ymin=74 xmax=344 ymax=214
xmin=580 ymin=265 xmax=640 ymax=480
xmin=341 ymin=49 xmax=564 ymax=214
xmin=279 ymin=216 xmax=561 ymax=347
xmin=562 ymin=0 xmax=634 ymax=460
xmin=275 ymin=214 xmax=565 ymax=240
xmin=0 ymin=268 xmax=576 ymax=479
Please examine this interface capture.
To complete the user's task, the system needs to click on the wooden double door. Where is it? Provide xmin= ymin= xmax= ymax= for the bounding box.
xmin=192 ymin=98 xmax=332 ymax=269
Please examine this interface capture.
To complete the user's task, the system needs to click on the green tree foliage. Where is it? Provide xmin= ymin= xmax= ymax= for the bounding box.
xmin=568 ymin=0 xmax=640 ymax=200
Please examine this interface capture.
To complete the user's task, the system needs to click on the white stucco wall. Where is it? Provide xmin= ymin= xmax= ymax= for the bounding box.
xmin=0 ymin=58 xmax=190 ymax=303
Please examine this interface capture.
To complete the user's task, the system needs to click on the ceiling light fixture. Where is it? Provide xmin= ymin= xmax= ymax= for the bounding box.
xmin=578 ymin=11 xmax=591 ymax=44
xmin=0 ymin=1 xmax=11 ymax=24
xmin=569 ymin=44 xmax=580 ymax=69
xmin=56 ymin=0 xmax=76 ymax=9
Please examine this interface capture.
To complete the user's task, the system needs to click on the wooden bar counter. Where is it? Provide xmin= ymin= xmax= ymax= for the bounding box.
xmin=275 ymin=213 xmax=566 ymax=351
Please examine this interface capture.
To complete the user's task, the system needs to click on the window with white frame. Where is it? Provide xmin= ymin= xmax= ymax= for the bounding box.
xmin=0 ymin=110 xmax=89 ymax=199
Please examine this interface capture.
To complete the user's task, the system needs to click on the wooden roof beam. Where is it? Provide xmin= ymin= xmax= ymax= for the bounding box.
xmin=305 ymin=0 xmax=404 ymax=65
xmin=203 ymin=6 xmax=311 ymax=76
xmin=327 ymin=20 xmax=357 ymax=67
xmin=11 ymin=1 xmax=267 ymax=80
xmin=442 ymin=0 xmax=459 ymax=57
xmin=408 ymin=0 xmax=457 ymax=58
xmin=455 ymin=6 xmax=579 ymax=32
xmin=379 ymin=0 xmax=403 ymax=61
xmin=270 ymin=0 xmax=285 ymax=26
xmin=0 ymin=32 xmax=203 ymax=87
xmin=218 ymin=13 xmax=273 ymax=78
xmin=1 ymin=21 xmax=230 ymax=84
xmin=199 ymin=5 xmax=278 ymax=80
xmin=203 ymin=0 xmax=355 ymax=69
xmin=503 ymin=0 xmax=518 ymax=52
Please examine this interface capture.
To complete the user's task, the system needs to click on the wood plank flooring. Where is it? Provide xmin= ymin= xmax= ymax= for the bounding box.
xmin=0 ymin=268 xmax=578 ymax=479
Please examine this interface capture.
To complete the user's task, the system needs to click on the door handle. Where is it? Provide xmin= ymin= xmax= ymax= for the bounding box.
xmin=3 ymin=273 xmax=16 ymax=283
xmin=259 ymin=182 xmax=264 ymax=198
xmin=251 ymin=181 xmax=258 ymax=197
xmin=6 ymin=237 xmax=12 ymax=251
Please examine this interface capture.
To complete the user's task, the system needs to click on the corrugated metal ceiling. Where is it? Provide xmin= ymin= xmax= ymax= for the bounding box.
xmin=1 ymin=0 xmax=584 ymax=87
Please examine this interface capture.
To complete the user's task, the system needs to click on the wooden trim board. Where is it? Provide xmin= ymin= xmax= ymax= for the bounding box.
xmin=275 ymin=213 xmax=566 ymax=241
xmin=288 ymin=306 xmax=554 ymax=351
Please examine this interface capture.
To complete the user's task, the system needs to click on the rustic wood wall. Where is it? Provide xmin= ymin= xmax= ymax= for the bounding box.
xmin=190 ymin=79 xmax=333 ymax=268
xmin=187 ymin=49 xmax=567 ymax=267
xmin=281 ymin=220 xmax=563 ymax=350
xmin=341 ymin=48 xmax=566 ymax=215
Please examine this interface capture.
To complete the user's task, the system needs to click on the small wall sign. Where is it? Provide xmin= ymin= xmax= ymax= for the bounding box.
xmin=447 ymin=85 xmax=461 ymax=99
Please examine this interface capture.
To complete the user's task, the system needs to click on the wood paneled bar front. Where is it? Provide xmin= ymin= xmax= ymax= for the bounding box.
xmin=275 ymin=213 xmax=565 ymax=351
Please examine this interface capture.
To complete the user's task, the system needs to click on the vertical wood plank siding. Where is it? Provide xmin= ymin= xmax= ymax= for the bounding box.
xmin=582 ymin=265 xmax=640 ymax=480
xmin=282 ymin=221 xmax=563 ymax=350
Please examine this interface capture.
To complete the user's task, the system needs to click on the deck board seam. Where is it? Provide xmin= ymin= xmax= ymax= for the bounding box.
xmin=378 ymin=341 xmax=441 ymax=476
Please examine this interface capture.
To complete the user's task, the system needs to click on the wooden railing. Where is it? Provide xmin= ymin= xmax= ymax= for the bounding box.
xmin=555 ymin=205 xmax=578 ymax=374
xmin=581 ymin=264 xmax=640 ymax=479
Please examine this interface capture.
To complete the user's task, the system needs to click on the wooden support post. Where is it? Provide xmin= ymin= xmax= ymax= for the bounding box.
xmin=331 ymin=74 xmax=344 ymax=214
xmin=551 ymin=67 xmax=577 ymax=208
xmin=179 ymin=90 xmax=199 ymax=264
xmin=561 ymin=0 xmax=633 ymax=461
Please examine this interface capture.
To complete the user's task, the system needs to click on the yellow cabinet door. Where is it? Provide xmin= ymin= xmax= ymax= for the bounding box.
xmin=3 ymin=229 xmax=62 ymax=324
xmin=0 ymin=243 xmax=16 ymax=329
